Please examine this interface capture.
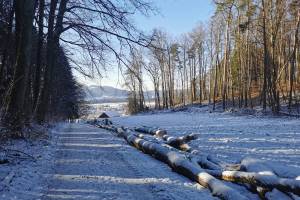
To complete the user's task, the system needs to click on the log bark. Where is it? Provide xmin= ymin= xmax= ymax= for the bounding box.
xmin=134 ymin=126 xmax=225 ymax=170
xmin=265 ymin=189 xmax=293 ymax=200
xmin=98 ymin=124 xmax=248 ymax=200
xmin=206 ymin=170 xmax=300 ymax=196
xmin=134 ymin=126 xmax=167 ymax=137
xmin=93 ymin=121 xmax=300 ymax=198
xmin=161 ymin=133 xmax=198 ymax=150
xmin=134 ymin=126 xmax=198 ymax=150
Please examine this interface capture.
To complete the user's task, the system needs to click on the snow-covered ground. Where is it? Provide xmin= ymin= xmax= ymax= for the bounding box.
xmin=87 ymin=102 xmax=127 ymax=118
xmin=112 ymin=108 xmax=300 ymax=168
xmin=0 ymin=128 xmax=56 ymax=200
xmin=1 ymin=108 xmax=300 ymax=200
xmin=1 ymin=123 xmax=218 ymax=200
xmin=43 ymin=123 xmax=217 ymax=200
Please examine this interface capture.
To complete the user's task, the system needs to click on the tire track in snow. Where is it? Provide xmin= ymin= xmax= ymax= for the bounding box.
xmin=42 ymin=123 xmax=216 ymax=200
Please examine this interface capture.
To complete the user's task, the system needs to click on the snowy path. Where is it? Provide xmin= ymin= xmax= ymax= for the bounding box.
xmin=42 ymin=123 xmax=216 ymax=200
xmin=3 ymin=111 xmax=299 ymax=200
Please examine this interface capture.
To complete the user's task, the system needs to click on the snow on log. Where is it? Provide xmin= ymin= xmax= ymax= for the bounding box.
xmin=134 ymin=126 xmax=223 ymax=170
xmin=288 ymin=192 xmax=300 ymax=200
xmin=265 ymin=189 xmax=293 ymax=200
xmin=161 ymin=133 xmax=199 ymax=150
xmin=134 ymin=126 xmax=198 ymax=151
xmin=99 ymin=124 xmax=248 ymax=200
xmin=134 ymin=133 xmax=163 ymax=144
xmin=241 ymin=157 xmax=276 ymax=175
xmin=207 ymin=155 xmax=241 ymax=171
xmin=242 ymin=157 xmax=300 ymax=179
xmin=134 ymin=126 xmax=167 ymax=137
xmin=206 ymin=169 xmax=300 ymax=195
xmin=132 ymin=129 xmax=222 ymax=171
xmin=134 ymin=126 xmax=239 ymax=171
xmin=190 ymin=154 xmax=222 ymax=171
xmin=92 ymin=121 xmax=300 ymax=198
xmin=134 ymin=126 xmax=242 ymax=172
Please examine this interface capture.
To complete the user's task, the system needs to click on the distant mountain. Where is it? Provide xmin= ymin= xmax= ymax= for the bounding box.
xmin=83 ymin=85 xmax=128 ymax=102
xmin=83 ymin=85 xmax=156 ymax=103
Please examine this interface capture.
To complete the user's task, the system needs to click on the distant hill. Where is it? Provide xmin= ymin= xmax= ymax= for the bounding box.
xmin=83 ymin=85 xmax=155 ymax=103
xmin=83 ymin=85 xmax=128 ymax=103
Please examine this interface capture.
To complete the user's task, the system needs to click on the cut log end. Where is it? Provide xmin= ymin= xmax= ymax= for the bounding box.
xmin=155 ymin=129 xmax=167 ymax=137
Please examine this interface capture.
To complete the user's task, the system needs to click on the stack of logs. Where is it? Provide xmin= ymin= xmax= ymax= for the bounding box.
xmin=89 ymin=119 xmax=300 ymax=200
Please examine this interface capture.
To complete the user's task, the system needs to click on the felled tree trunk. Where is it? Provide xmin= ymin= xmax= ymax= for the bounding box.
xmin=134 ymin=126 xmax=225 ymax=170
xmin=134 ymin=126 xmax=197 ymax=150
xmin=134 ymin=126 xmax=167 ymax=137
xmin=161 ymin=133 xmax=198 ymax=151
xmin=94 ymin=122 xmax=300 ymax=198
xmin=206 ymin=170 xmax=300 ymax=196
xmin=99 ymin=124 xmax=248 ymax=200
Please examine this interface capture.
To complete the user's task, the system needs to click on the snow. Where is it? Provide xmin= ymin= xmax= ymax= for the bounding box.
xmin=112 ymin=109 xmax=300 ymax=169
xmin=108 ymin=108 xmax=300 ymax=198
xmin=0 ymin=127 xmax=57 ymax=200
xmin=265 ymin=189 xmax=292 ymax=200
xmin=1 ymin=107 xmax=300 ymax=199
xmin=241 ymin=157 xmax=300 ymax=178
xmin=1 ymin=122 xmax=218 ymax=200
xmin=88 ymin=102 xmax=126 ymax=118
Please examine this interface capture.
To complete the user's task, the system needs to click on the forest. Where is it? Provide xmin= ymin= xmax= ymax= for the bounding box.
xmin=125 ymin=0 xmax=300 ymax=115
xmin=0 ymin=1 xmax=300 ymax=200
xmin=0 ymin=0 xmax=154 ymax=134
xmin=1 ymin=0 xmax=300 ymax=130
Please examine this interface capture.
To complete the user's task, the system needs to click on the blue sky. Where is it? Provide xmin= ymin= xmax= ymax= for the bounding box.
xmin=136 ymin=0 xmax=214 ymax=35
xmin=76 ymin=0 xmax=215 ymax=88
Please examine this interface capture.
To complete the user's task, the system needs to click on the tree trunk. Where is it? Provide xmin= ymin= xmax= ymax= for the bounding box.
xmin=36 ymin=0 xmax=67 ymax=122
xmin=262 ymin=0 xmax=269 ymax=111
xmin=4 ymin=0 xmax=35 ymax=131
xmin=0 ymin=0 xmax=15 ymax=104
xmin=289 ymin=11 xmax=300 ymax=110
xmin=33 ymin=0 xmax=45 ymax=113
xmin=35 ymin=0 xmax=58 ymax=122
xmin=222 ymin=14 xmax=230 ymax=110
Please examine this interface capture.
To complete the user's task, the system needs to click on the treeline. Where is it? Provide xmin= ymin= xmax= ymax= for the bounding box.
xmin=0 ymin=0 xmax=153 ymax=133
xmin=126 ymin=0 xmax=300 ymax=114
xmin=0 ymin=0 xmax=83 ymax=133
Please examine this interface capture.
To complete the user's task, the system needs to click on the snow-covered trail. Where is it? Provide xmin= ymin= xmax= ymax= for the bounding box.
xmin=42 ymin=123 xmax=216 ymax=200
